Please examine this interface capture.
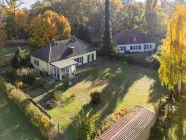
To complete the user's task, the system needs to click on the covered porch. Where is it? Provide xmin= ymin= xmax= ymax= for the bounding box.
xmin=51 ymin=59 xmax=78 ymax=80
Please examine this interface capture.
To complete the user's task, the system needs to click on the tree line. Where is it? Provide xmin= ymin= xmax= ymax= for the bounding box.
xmin=0 ymin=0 xmax=184 ymax=49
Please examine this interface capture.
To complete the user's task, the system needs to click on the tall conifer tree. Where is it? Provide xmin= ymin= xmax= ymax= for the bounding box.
xmin=101 ymin=0 xmax=112 ymax=57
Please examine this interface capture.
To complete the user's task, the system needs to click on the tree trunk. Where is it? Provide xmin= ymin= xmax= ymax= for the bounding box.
xmin=177 ymin=73 xmax=182 ymax=100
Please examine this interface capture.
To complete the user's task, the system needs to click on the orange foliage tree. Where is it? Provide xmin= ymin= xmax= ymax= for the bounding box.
xmin=29 ymin=10 xmax=71 ymax=50
xmin=15 ymin=10 xmax=28 ymax=32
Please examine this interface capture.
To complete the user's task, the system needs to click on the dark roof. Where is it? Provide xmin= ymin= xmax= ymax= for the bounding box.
xmin=113 ymin=30 xmax=155 ymax=45
xmin=31 ymin=37 xmax=95 ymax=62
xmin=98 ymin=106 xmax=156 ymax=140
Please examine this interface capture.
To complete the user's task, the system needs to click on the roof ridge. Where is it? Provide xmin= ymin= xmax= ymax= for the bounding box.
xmin=109 ymin=107 xmax=147 ymax=140
xmin=74 ymin=36 xmax=91 ymax=47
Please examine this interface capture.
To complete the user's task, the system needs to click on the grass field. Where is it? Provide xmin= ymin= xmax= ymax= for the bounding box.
xmin=0 ymin=45 xmax=45 ymax=140
xmin=0 ymin=45 xmax=29 ymax=61
xmin=0 ymin=90 xmax=45 ymax=140
xmin=47 ymin=58 xmax=167 ymax=139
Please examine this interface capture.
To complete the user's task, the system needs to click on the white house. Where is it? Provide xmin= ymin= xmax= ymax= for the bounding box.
xmin=120 ymin=0 xmax=133 ymax=4
xmin=30 ymin=37 xmax=96 ymax=80
xmin=113 ymin=30 xmax=156 ymax=54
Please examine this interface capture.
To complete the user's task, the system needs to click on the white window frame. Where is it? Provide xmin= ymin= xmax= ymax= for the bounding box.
xmin=34 ymin=59 xmax=39 ymax=66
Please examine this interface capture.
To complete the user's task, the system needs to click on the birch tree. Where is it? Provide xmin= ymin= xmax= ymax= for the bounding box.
xmin=158 ymin=5 xmax=186 ymax=99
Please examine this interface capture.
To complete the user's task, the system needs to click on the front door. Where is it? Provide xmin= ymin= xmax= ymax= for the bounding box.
xmin=53 ymin=66 xmax=59 ymax=78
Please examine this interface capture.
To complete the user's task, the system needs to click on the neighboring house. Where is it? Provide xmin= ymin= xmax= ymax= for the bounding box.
xmin=113 ymin=30 xmax=156 ymax=54
xmin=120 ymin=0 xmax=134 ymax=4
xmin=98 ymin=106 xmax=156 ymax=140
xmin=31 ymin=37 xmax=96 ymax=80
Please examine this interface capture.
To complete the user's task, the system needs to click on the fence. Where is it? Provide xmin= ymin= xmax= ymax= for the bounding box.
xmin=4 ymin=39 xmax=29 ymax=45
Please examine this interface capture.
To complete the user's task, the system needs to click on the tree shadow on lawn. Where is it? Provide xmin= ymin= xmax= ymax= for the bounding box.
xmin=63 ymin=58 xmax=164 ymax=139
xmin=0 ymin=92 xmax=45 ymax=140
xmin=148 ymin=77 xmax=168 ymax=104
xmin=162 ymin=101 xmax=186 ymax=140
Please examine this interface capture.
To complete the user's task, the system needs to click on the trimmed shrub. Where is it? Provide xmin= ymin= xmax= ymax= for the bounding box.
xmin=0 ymin=76 xmax=54 ymax=138
xmin=0 ymin=76 xmax=14 ymax=93
xmin=8 ymin=89 xmax=53 ymax=137
xmin=90 ymin=91 xmax=101 ymax=104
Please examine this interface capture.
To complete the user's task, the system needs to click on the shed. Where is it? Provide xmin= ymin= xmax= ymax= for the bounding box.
xmin=98 ymin=106 xmax=156 ymax=140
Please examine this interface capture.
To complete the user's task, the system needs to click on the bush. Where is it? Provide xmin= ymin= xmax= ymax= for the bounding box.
xmin=73 ymin=106 xmax=96 ymax=140
xmin=0 ymin=76 xmax=14 ymax=93
xmin=151 ymin=124 xmax=164 ymax=138
xmin=113 ymin=108 xmax=128 ymax=120
xmin=0 ymin=76 xmax=54 ymax=138
xmin=110 ymin=42 xmax=119 ymax=59
xmin=63 ymin=77 xmax=70 ymax=88
xmin=98 ymin=116 xmax=116 ymax=135
xmin=90 ymin=91 xmax=101 ymax=104
xmin=6 ymin=68 xmax=41 ymax=85
xmin=33 ymin=77 xmax=44 ymax=88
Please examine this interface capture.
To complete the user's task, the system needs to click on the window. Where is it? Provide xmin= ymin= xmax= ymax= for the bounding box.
xmin=88 ymin=54 xmax=94 ymax=62
xmin=89 ymin=54 xmax=93 ymax=62
xmin=74 ymin=57 xmax=83 ymax=65
xmin=130 ymin=46 xmax=133 ymax=50
xmin=150 ymin=45 xmax=152 ymax=49
xmin=34 ymin=59 xmax=39 ymax=66
xmin=139 ymin=45 xmax=141 ymax=50
xmin=120 ymin=47 xmax=122 ymax=51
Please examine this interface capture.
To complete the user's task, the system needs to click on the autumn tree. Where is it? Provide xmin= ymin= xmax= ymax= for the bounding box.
xmin=145 ymin=0 xmax=158 ymax=39
xmin=158 ymin=5 xmax=186 ymax=99
xmin=4 ymin=0 xmax=23 ymax=39
xmin=116 ymin=2 xmax=145 ymax=31
xmin=29 ymin=10 xmax=71 ymax=50
xmin=110 ymin=0 xmax=123 ymax=33
xmin=15 ymin=10 xmax=28 ymax=31
xmin=15 ymin=10 xmax=29 ymax=38
xmin=0 ymin=5 xmax=7 ymax=46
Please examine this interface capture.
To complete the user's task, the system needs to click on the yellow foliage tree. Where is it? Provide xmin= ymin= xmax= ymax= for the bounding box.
xmin=0 ymin=6 xmax=7 ymax=46
xmin=110 ymin=0 xmax=123 ymax=33
xmin=15 ymin=10 xmax=28 ymax=32
xmin=158 ymin=5 xmax=186 ymax=98
xmin=29 ymin=10 xmax=71 ymax=49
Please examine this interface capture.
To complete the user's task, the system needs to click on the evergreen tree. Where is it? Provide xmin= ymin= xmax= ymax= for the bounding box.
xmin=76 ymin=25 xmax=91 ymax=44
xmin=11 ymin=47 xmax=26 ymax=69
xmin=101 ymin=0 xmax=113 ymax=57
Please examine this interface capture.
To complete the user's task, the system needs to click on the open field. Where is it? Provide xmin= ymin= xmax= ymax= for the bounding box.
xmin=44 ymin=58 xmax=167 ymax=139
xmin=0 ymin=90 xmax=45 ymax=140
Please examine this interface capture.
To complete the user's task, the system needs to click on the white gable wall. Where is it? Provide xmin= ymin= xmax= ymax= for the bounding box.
xmin=117 ymin=43 xmax=156 ymax=54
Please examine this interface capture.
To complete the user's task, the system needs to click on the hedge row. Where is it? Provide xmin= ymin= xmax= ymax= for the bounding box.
xmin=117 ymin=54 xmax=159 ymax=69
xmin=0 ymin=76 xmax=54 ymax=138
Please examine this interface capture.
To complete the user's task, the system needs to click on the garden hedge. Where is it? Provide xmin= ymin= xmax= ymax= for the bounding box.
xmin=0 ymin=76 xmax=54 ymax=138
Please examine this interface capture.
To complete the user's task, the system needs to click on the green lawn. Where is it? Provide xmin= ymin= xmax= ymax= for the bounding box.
xmin=0 ymin=45 xmax=29 ymax=61
xmin=47 ymin=58 xmax=167 ymax=139
xmin=0 ymin=91 xmax=45 ymax=140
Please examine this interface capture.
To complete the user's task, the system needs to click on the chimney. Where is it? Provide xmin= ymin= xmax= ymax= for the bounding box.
xmin=68 ymin=46 xmax=75 ymax=53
